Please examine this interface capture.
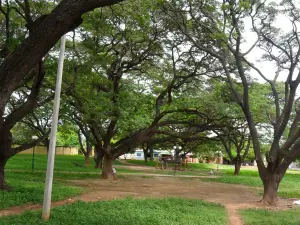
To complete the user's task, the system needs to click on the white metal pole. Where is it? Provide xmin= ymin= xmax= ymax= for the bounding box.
xmin=42 ymin=34 xmax=66 ymax=221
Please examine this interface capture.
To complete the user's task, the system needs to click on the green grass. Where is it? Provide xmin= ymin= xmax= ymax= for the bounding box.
xmin=3 ymin=154 xmax=300 ymax=210
xmin=0 ymin=198 xmax=227 ymax=225
xmin=240 ymin=207 xmax=300 ymax=225
xmin=126 ymin=159 xmax=236 ymax=172
xmin=6 ymin=154 xmax=124 ymax=172
xmin=153 ymin=169 xmax=208 ymax=176
xmin=1 ymin=155 xmax=150 ymax=209
xmin=189 ymin=163 xmax=234 ymax=171
xmin=202 ymin=169 xmax=300 ymax=198
xmin=0 ymin=171 xmax=84 ymax=209
xmin=126 ymin=159 xmax=157 ymax=167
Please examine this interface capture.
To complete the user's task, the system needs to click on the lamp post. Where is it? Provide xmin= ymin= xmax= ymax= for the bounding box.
xmin=215 ymin=151 xmax=222 ymax=171
xmin=42 ymin=34 xmax=66 ymax=221
xmin=173 ymin=145 xmax=182 ymax=161
xmin=32 ymin=136 xmax=38 ymax=171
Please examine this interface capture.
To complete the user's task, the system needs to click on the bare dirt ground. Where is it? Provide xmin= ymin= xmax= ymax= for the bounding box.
xmin=114 ymin=164 xmax=156 ymax=171
xmin=0 ymin=175 xmax=294 ymax=225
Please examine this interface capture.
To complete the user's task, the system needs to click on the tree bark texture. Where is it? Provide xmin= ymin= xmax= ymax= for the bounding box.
xmin=84 ymin=154 xmax=90 ymax=166
xmin=101 ymin=154 xmax=116 ymax=180
xmin=94 ymin=144 xmax=103 ymax=169
xmin=261 ymin=173 xmax=281 ymax=205
xmin=0 ymin=159 xmax=8 ymax=190
xmin=233 ymin=160 xmax=242 ymax=175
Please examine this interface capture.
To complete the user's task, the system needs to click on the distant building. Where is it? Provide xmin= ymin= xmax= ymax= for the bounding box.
xmin=185 ymin=153 xmax=199 ymax=163
xmin=119 ymin=149 xmax=175 ymax=160
xmin=18 ymin=145 xmax=79 ymax=155
xmin=133 ymin=149 xmax=144 ymax=160
xmin=289 ymin=162 xmax=299 ymax=169
xmin=119 ymin=149 xmax=199 ymax=163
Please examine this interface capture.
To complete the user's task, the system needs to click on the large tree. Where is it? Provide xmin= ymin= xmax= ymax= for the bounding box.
xmin=162 ymin=0 xmax=300 ymax=204
xmin=62 ymin=0 xmax=219 ymax=179
xmin=0 ymin=0 xmax=123 ymax=189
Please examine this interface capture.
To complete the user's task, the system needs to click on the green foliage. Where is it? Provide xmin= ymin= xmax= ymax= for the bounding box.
xmin=62 ymin=0 xmax=162 ymax=148
xmin=249 ymin=82 xmax=277 ymax=125
xmin=244 ymin=148 xmax=255 ymax=160
xmin=56 ymin=122 xmax=80 ymax=147
xmin=0 ymin=198 xmax=227 ymax=225
xmin=197 ymin=142 xmax=224 ymax=161
xmin=239 ymin=0 xmax=251 ymax=10
xmin=241 ymin=208 xmax=300 ymax=225
xmin=11 ymin=123 xmax=36 ymax=145
xmin=12 ymin=120 xmax=79 ymax=147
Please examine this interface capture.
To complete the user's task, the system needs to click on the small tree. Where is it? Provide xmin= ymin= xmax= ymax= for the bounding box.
xmin=214 ymin=125 xmax=251 ymax=175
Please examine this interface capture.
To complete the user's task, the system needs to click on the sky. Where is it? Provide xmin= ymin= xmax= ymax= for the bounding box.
xmin=242 ymin=6 xmax=299 ymax=86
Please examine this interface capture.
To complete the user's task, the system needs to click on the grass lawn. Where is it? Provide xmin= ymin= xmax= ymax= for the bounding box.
xmin=6 ymin=154 xmax=207 ymax=176
xmin=2 ymin=154 xmax=101 ymax=209
xmin=3 ymin=154 xmax=300 ymax=210
xmin=126 ymin=160 xmax=300 ymax=198
xmin=126 ymin=159 xmax=236 ymax=172
xmin=0 ymin=198 xmax=227 ymax=225
xmin=202 ymin=169 xmax=300 ymax=198
xmin=1 ymin=154 xmax=151 ymax=209
xmin=6 ymin=154 xmax=124 ymax=172
xmin=127 ymin=159 xmax=157 ymax=167
xmin=0 ymin=171 xmax=84 ymax=209
xmin=240 ymin=207 xmax=300 ymax=225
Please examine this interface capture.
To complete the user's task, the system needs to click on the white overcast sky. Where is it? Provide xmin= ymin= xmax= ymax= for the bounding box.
xmin=242 ymin=7 xmax=299 ymax=85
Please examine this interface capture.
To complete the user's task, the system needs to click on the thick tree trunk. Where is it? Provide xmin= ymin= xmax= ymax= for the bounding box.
xmin=101 ymin=155 xmax=116 ymax=180
xmin=0 ymin=130 xmax=13 ymax=190
xmin=234 ymin=160 xmax=242 ymax=175
xmin=261 ymin=173 xmax=281 ymax=205
xmin=0 ymin=159 xmax=9 ymax=190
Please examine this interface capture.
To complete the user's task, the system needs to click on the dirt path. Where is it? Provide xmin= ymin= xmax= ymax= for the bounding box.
xmin=120 ymin=173 xmax=218 ymax=178
xmin=115 ymin=164 xmax=156 ymax=171
xmin=0 ymin=176 xmax=294 ymax=225
xmin=226 ymin=204 xmax=245 ymax=225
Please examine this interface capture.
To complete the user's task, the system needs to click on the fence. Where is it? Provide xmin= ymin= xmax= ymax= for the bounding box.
xmin=18 ymin=146 xmax=79 ymax=155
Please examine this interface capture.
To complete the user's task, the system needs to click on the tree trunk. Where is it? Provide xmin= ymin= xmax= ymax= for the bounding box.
xmin=84 ymin=154 xmax=90 ymax=166
xmin=175 ymin=150 xmax=180 ymax=161
xmin=143 ymin=148 xmax=148 ymax=162
xmin=0 ymin=159 xmax=9 ymax=190
xmin=261 ymin=173 xmax=281 ymax=205
xmin=44 ymin=139 xmax=49 ymax=154
xmin=234 ymin=160 xmax=242 ymax=175
xmin=0 ymin=130 xmax=13 ymax=190
xmin=94 ymin=154 xmax=103 ymax=169
xmin=101 ymin=155 xmax=116 ymax=180
xmin=149 ymin=146 xmax=154 ymax=161
xmin=86 ymin=143 xmax=92 ymax=158
xmin=94 ymin=144 xmax=103 ymax=169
